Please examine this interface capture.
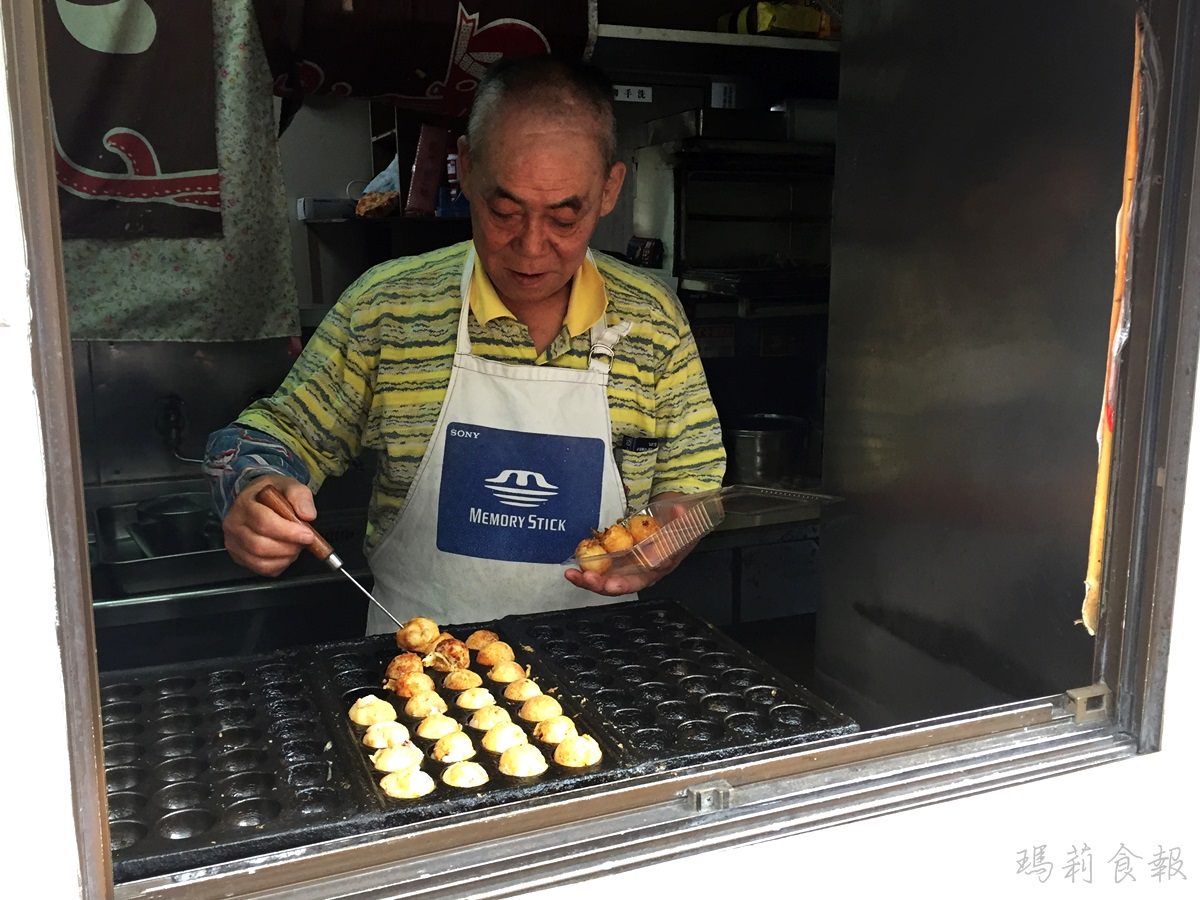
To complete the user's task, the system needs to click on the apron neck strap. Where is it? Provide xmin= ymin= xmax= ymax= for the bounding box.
xmin=588 ymin=319 xmax=632 ymax=373
xmin=456 ymin=246 xmax=478 ymax=354
xmin=457 ymin=246 xmax=632 ymax=368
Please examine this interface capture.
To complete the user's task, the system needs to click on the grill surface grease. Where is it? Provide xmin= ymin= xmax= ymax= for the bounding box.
xmin=100 ymin=653 xmax=376 ymax=882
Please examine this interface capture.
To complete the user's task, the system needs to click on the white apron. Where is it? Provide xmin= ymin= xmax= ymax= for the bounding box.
xmin=365 ymin=248 xmax=635 ymax=632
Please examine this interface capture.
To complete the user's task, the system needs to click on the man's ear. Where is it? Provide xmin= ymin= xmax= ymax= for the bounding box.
xmin=457 ymin=135 xmax=473 ymax=195
xmin=599 ymin=160 xmax=626 ymax=217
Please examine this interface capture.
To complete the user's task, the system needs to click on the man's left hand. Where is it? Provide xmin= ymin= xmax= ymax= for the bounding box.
xmin=563 ymin=492 xmax=693 ymax=597
xmin=563 ymin=557 xmax=684 ymax=596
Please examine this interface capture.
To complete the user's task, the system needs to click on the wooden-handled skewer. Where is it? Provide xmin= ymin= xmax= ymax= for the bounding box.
xmin=258 ymin=483 xmax=335 ymax=560
xmin=257 ymin=483 xmax=403 ymax=629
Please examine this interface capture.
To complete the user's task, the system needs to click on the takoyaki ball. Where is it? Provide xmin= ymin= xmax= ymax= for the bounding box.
xmin=404 ymin=690 xmax=448 ymax=719
xmin=627 ymin=513 xmax=660 ymax=543
xmin=441 ymin=668 xmax=483 ymax=691
xmin=430 ymin=730 xmax=476 ymax=763
xmin=381 ymin=768 xmax=436 ymax=799
xmin=487 ymin=660 xmax=526 ymax=684
xmin=396 ymin=617 xmax=439 ymax=652
xmin=553 ymin=734 xmax=603 ymax=768
xmin=423 ymin=638 xmax=470 ymax=672
xmin=349 ymin=694 xmax=397 ymax=726
xmin=371 ymin=743 xmax=423 ymax=773
xmin=503 ymin=678 xmax=542 ymax=702
xmin=415 ymin=713 xmax=461 ymax=740
xmin=455 ymin=687 xmax=496 ymax=710
xmin=465 ymin=629 xmax=500 ymax=650
xmin=476 ymin=641 xmax=515 ymax=667
xmin=389 ymin=672 xmax=435 ymax=698
xmin=573 ymin=537 xmax=611 ymax=574
xmin=467 ymin=704 xmax=511 ymax=731
xmin=362 ymin=721 xmax=410 ymax=749
xmin=518 ymin=694 xmax=562 ymax=723
xmin=481 ymin=722 xmax=529 ymax=754
xmin=499 ymin=743 xmax=548 ymax=778
xmin=384 ymin=652 xmax=424 ymax=681
xmin=442 ymin=761 xmax=489 ymax=788
xmin=599 ymin=523 xmax=635 ymax=554
xmin=421 ymin=631 xmax=458 ymax=655
xmin=532 ymin=715 xmax=577 ymax=745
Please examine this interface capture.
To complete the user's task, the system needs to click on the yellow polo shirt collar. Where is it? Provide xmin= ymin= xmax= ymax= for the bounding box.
xmin=469 ymin=251 xmax=607 ymax=338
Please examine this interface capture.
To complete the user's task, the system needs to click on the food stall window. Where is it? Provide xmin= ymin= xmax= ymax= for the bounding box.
xmin=4 ymin=0 xmax=1198 ymax=895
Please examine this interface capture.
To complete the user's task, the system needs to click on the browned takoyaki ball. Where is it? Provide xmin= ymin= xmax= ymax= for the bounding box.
xmin=442 ymin=669 xmax=483 ymax=691
xmin=476 ymin=641 xmax=515 ymax=667
xmin=396 ymin=617 xmax=439 ymax=652
xmin=553 ymin=734 xmax=602 ymax=767
xmin=487 ymin=660 xmax=526 ymax=684
xmin=519 ymin=694 xmax=562 ymax=723
xmin=465 ymin=629 xmax=500 ymax=650
xmin=384 ymin=652 xmax=424 ymax=681
xmin=421 ymin=631 xmax=458 ymax=655
xmin=503 ymin=678 xmax=542 ymax=702
xmin=423 ymin=638 xmax=470 ymax=672
xmin=388 ymin=671 xmax=435 ymax=698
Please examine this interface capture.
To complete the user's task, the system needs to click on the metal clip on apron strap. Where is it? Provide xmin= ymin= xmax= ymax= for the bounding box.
xmin=588 ymin=321 xmax=633 ymax=373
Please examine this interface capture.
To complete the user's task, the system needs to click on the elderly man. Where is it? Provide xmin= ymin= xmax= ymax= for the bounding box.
xmin=205 ymin=56 xmax=725 ymax=631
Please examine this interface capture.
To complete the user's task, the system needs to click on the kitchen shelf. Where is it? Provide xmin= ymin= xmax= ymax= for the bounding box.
xmin=592 ymin=23 xmax=839 ymax=96
xmin=299 ymin=206 xmax=472 ymax=229
xmin=685 ymin=213 xmax=830 ymax=224
xmin=690 ymin=300 xmax=830 ymax=320
xmin=597 ymin=23 xmax=838 ymax=53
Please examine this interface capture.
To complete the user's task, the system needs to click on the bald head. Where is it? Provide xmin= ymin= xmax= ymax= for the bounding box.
xmin=465 ymin=56 xmax=618 ymax=173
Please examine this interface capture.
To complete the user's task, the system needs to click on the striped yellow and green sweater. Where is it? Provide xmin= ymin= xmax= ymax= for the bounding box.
xmin=207 ymin=241 xmax=725 ymax=552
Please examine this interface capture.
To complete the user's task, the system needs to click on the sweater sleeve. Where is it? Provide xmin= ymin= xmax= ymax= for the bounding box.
xmin=232 ymin=275 xmax=377 ymax=493
xmin=203 ymin=424 xmax=313 ymax=518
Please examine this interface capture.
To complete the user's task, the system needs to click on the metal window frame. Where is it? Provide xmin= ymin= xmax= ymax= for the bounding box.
xmin=2 ymin=0 xmax=1196 ymax=897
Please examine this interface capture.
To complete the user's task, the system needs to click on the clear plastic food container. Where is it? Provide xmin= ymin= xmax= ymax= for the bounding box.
xmin=564 ymin=485 xmax=839 ymax=576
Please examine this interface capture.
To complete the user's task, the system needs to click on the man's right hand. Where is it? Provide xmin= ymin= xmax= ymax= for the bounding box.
xmin=222 ymin=475 xmax=316 ymax=576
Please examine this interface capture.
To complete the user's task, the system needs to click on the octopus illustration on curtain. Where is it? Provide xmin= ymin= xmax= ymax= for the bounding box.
xmin=257 ymin=0 xmax=593 ymax=117
xmin=376 ymin=5 xmax=553 ymax=118
xmin=45 ymin=0 xmax=223 ymax=238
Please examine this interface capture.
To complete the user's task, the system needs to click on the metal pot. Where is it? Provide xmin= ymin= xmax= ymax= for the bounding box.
xmin=134 ymin=492 xmax=217 ymax=556
xmin=726 ymin=414 xmax=808 ymax=486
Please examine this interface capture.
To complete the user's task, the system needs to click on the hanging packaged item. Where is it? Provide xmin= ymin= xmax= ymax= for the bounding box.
xmin=717 ymin=2 xmax=840 ymax=39
xmin=405 ymin=125 xmax=451 ymax=217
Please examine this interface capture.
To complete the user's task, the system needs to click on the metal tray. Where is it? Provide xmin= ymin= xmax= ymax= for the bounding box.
xmin=93 ymin=504 xmax=367 ymax=597
xmin=100 ymin=651 xmax=381 ymax=883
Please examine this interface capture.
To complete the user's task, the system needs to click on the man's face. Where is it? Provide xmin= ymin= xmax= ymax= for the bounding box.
xmin=459 ymin=105 xmax=625 ymax=309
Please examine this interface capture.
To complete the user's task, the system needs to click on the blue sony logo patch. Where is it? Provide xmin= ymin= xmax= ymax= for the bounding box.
xmin=436 ymin=422 xmax=604 ymax=563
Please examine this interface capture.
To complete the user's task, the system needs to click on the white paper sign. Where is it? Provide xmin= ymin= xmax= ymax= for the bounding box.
xmin=613 ymin=84 xmax=653 ymax=103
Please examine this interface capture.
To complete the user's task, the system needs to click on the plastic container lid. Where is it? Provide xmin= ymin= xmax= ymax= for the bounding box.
xmin=564 ymin=485 xmax=840 ymax=576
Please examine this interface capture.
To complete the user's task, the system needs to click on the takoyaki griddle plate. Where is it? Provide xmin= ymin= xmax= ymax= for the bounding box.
xmin=503 ymin=600 xmax=859 ymax=768
xmin=100 ymin=651 xmax=378 ymax=882
xmin=102 ymin=602 xmax=857 ymax=880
